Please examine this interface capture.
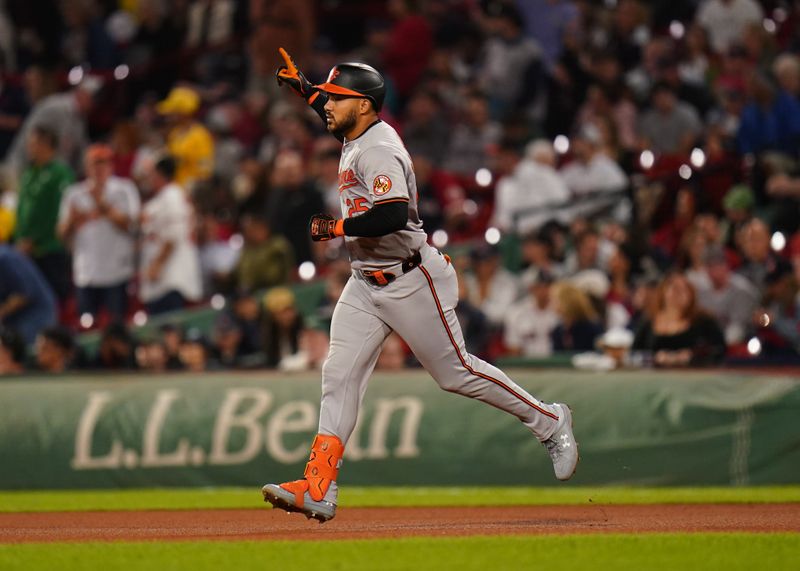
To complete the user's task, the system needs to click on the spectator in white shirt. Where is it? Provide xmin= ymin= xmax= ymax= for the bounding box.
xmin=58 ymin=144 xmax=140 ymax=323
xmin=695 ymin=0 xmax=763 ymax=55
xmin=559 ymin=124 xmax=629 ymax=223
xmin=504 ymin=270 xmax=559 ymax=357
xmin=139 ymin=156 xmax=202 ymax=315
xmin=491 ymin=139 xmax=570 ymax=234
xmin=463 ymin=243 xmax=521 ymax=328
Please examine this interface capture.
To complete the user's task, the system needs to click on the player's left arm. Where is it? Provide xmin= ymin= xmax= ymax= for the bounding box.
xmin=309 ymin=150 xmax=410 ymax=241
xmin=309 ymin=201 xmax=408 ymax=241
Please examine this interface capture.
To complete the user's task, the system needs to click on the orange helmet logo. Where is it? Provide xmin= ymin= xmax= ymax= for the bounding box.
xmin=328 ymin=67 xmax=340 ymax=82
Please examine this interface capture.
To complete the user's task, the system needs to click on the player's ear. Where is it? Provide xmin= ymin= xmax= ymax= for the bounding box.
xmin=359 ymin=98 xmax=373 ymax=115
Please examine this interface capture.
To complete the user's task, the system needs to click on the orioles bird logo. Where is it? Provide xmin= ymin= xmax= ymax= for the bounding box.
xmin=328 ymin=68 xmax=340 ymax=81
xmin=373 ymin=175 xmax=392 ymax=195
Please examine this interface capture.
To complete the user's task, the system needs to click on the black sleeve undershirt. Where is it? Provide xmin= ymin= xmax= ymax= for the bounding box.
xmin=342 ymin=200 xmax=409 ymax=237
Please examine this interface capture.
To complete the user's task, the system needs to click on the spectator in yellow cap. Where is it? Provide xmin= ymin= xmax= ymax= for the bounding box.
xmin=157 ymin=86 xmax=214 ymax=191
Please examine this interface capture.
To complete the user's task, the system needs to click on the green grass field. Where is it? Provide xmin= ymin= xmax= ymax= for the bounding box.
xmin=1 ymin=487 xmax=798 ymax=571
xmin=1 ymin=534 xmax=798 ymax=571
xmin=2 ymin=485 xmax=799 ymax=512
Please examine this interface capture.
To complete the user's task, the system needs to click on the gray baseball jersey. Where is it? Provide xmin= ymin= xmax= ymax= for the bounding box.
xmin=317 ymin=121 xmax=565 ymax=483
xmin=337 ymin=121 xmax=427 ymax=271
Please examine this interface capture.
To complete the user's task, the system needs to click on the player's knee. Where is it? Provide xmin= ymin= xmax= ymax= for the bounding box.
xmin=432 ymin=370 xmax=467 ymax=393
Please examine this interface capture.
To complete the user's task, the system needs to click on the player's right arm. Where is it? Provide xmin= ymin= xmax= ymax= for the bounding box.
xmin=275 ymin=48 xmax=337 ymax=137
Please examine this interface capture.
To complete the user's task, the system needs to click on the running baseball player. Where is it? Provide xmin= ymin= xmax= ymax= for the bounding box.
xmin=262 ymin=49 xmax=578 ymax=522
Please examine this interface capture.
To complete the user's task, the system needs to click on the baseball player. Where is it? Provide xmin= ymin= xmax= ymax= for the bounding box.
xmin=262 ymin=49 xmax=578 ymax=522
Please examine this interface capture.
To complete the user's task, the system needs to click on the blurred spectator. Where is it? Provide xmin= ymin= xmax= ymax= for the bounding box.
xmin=560 ymin=124 xmax=629 ymax=223
xmin=628 ymin=274 xmax=660 ymax=334
xmin=721 ymin=184 xmax=755 ymax=247
xmin=311 ymin=142 xmax=344 ymax=216
xmin=35 ymin=326 xmax=77 ymax=373
xmin=765 ymin=170 xmax=800 ymax=236
xmin=230 ymin=292 xmax=264 ymax=356
xmin=759 ymin=260 xmax=800 ymax=354
xmin=736 ymin=218 xmax=780 ymax=290
xmin=179 ymin=327 xmax=211 ymax=372
xmin=504 ymin=270 xmax=558 ymax=357
xmin=632 ymin=272 xmax=726 ymax=366
xmin=576 ymin=84 xmax=638 ymax=155
xmin=139 ymin=156 xmax=203 ymax=315
xmin=262 ymin=286 xmax=306 ymax=370
xmin=57 ymin=144 xmax=140 ymax=323
xmin=109 ymin=121 xmax=143 ymax=179
xmin=60 ymin=0 xmax=120 ymax=70
xmin=246 ymin=0 xmax=314 ymax=94
xmin=463 ymin=243 xmax=521 ymax=328
xmin=680 ymin=24 xmax=712 ymax=86
xmin=0 ymin=327 xmax=26 ymax=375
xmin=125 ymin=0 xmax=184 ymax=96
xmin=383 ymin=0 xmax=433 ymax=103
xmin=160 ymin=323 xmax=185 ymax=370
xmin=156 ymin=86 xmax=214 ymax=191
xmin=211 ymin=311 xmax=246 ymax=368
xmin=737 ymin=71 xmax=800 ymax=157
xmin=693 ymin=246 xmax=759 ymax=345
xmin=233 ymin=211 xmax=294 ymax=292
xmin=14 ymin=125 xmax=74 ymax=301
xmin=266 ymin=149 xmax=325 ymax=264
xmin=491 ymin=139 xmax=570 ymax=234
xmin=479 ymin=2 xmax=543 ymax=120
xmin=185 ymin=0 xmax=237 ymax=51
xmin=6 ymin=79 xmax=98 ymax=178
xmin=0 ymin=244 xmax=57 ymax=345
xmin=442 ymin=90 xmax=502 ymax=176
xmin=412 ymin=154 xmax=466 ymax=235
xmin=606 ymin=242 xmax=638 ymax=319
xmin=550 ymin=281 xmax=603 ymax=351
xmin=695 ymin=0 xmax=764 ymax=55
xmin=519 ymin=230 xmax=565 ymax=284
xmin=515 ymin=0 xmax=579 ymax=71
xmin=606 ymin=0 xmax=649 ymax=74
xmin=92 ymin=322 xmax=137 ymax=370
xmin=654 ymin=53 xmax=716 ymax=118
xmin=195 ymin=211 xmax=240 ymax=296
xmin=135 ymin=336 xmax=169 ymax=373
xmin=0 ymin=73 xmax=29 ymax=158
xmin=637 ymin=82 xmax=703 ymax=155
xmin=563 ymin=228 xmax=611 ymax=276
xmin=402 ymin=89 xmax=450 ymax=164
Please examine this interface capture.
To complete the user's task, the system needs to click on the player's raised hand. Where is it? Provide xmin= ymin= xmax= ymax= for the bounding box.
xmin=276 ymin=47 xmax=317 ymax=101
xmin=309 ymin=213 xmax=344 ymax=241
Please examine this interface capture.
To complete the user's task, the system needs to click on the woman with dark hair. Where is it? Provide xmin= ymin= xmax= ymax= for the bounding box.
xmin=632 ymin=272 xmax=726 ymax=367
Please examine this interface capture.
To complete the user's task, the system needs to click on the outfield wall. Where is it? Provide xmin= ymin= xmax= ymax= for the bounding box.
xmin=1 ymin=370 xmax=798 ymax=489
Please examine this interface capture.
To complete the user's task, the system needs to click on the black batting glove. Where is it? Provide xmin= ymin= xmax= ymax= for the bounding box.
xmin=309 ymin=213 xmax=344 ymax=242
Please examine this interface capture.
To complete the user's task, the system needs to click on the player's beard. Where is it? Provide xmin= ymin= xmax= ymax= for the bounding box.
xmin=328 ymin=108 xmax=358 ymax=138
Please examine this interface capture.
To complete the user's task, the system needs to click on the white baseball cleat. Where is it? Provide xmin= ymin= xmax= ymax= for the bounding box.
xmin=262 ymin=483 xmax=337 ymax=523
xmin=543 ymin=403 xmax=579 ymax=481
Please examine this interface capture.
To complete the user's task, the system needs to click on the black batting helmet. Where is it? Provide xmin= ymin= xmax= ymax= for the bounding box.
xmin=315 ymin=63 xmax=386 ymax=112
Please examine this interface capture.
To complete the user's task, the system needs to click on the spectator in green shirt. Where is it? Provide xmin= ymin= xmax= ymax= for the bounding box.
xmin=14 ymin=125 xmax=75 ymax=302
xmin=233 ymin=211 xmax=294 ymax=292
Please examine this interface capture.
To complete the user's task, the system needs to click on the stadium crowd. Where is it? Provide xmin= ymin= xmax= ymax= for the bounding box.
xmin=1 ymin=0 xmax=800 ymax=375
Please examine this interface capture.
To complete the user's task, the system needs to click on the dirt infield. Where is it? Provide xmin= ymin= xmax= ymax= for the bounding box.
xmin=1 ymin=504 xmax=798 ymax=543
